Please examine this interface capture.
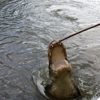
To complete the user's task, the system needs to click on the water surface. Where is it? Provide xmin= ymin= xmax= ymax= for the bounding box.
xmin=0 ymin=0 xmax=100 ymax=100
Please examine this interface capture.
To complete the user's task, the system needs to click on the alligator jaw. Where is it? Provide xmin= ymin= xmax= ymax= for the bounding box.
xmin=48 ymin=41 xmax=72 ymax=78
xmin=48 ymin=41 xmax=67 ymax=65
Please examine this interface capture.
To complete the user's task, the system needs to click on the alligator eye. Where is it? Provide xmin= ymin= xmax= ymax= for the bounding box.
xmin=67 ymin=70 xmax=71 ymax=73
xmin=54 ymin=76 xmax=58 ymax=79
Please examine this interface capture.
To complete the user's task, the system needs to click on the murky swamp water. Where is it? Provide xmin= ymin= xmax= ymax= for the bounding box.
xmin=0 ymin=0 xmax=100 ymax=100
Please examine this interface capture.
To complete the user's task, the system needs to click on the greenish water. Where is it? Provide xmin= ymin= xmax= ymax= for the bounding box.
xmin=0 ymin=0 xmax=100 ymax=100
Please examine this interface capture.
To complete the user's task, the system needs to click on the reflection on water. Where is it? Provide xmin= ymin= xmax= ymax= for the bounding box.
xmin=0 ymin=0 xmax=100 ymax=100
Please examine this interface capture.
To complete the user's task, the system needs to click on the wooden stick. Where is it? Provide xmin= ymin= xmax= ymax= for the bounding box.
xmin=58 ymin=23 xmax=100 ymax=42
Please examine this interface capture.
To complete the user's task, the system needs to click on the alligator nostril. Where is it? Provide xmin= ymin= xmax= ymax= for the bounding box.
xmin=58 ymin=42 xmax=62 ymax=45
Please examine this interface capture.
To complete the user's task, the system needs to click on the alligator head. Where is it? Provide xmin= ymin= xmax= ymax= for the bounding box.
xmin=45 ymin=41 xmax=81 ymax=100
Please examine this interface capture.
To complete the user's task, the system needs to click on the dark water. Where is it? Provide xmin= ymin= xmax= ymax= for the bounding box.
xmin=0 ymin=0 xmax=100 ymax=100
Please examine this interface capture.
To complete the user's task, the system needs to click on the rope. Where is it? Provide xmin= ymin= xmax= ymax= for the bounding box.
xmin=58 ymin=23 xmax=100 ymax=42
